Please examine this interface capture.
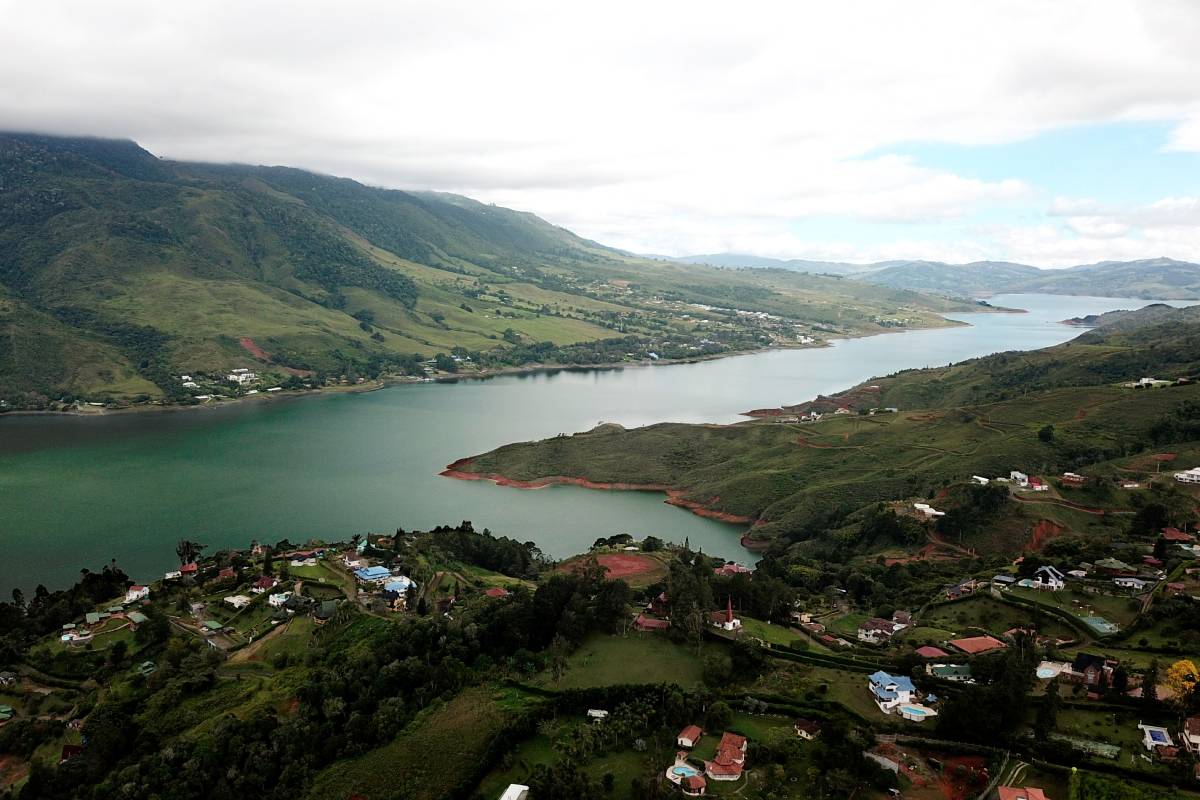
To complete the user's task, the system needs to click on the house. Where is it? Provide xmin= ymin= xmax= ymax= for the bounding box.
xmin=1181 ymin=717 xmax=1200 ymax=754
xmin=681 ymin=775 xmax=707 ymax=797
xmin=634 ymin=613 xmax=670 ymax=632
xmin=383 ymin=576 xmax=416 ymax=596
xmin=59 ymin=744 xmax=84 ymax=764
xmin=709 ymin=597 xmax=742 ymax=632
xmin=1174 ymin=467 xmax=1200 ymax=485
xmin=1028 ymin=477 xmax=1048 ymax=492
xmin=1095 ymin=557 xmax=1134 ymax=575
xmin=1032 ymin=565 xmax=1066 ymax=591
xmin=992 ymin=574 xmax=1017 ymax=588
xmin=971 ymin=475 xmax=990 ymax=485
xmin=1114 ymin=576 xmax=1150 ymax=591
xmin=498 ymin=785 xmax=529 ymax=800
xmin=858 ymin=617 xmax=902 ymax=644
xmin=794 ymin=718 xmax=821 ymax=740
xmin=0 ymin=671 xmax=16 ymax=687
xmin=916 ymin=645 xmax=948 ymax=659
xmin=250 ymin=576 xmax=277 ymax=594
xmin=867 ymin=671 xmax=916 ymax=713
xmin=343 ymin=555 xmax=366 ymax=569
xmin=483 ymin=587 xmax=510 ymax=599
xmin=913 ymin=502 xmax=945 ymax=518
xmin=1010 ymin=471 xmax=1029 ymax=487
xmin=587 ymin=709 xmax=609 ymax=723
xmin=1140 ymin=723 xmax=1176 ymax=752
xmin=892 ymin=610 xmax=913 ymax=626
xmin=650 ymin=591 xmax=670 ymax=616
xmin=947 ymin=635 xmax=1006 ymax=655
xmin=703 ymin=732 xmax=747 ymax=781
xmin=180 ymin=562 xmax=199 ymax=576
xmin=1144 ymin=556 xmax=1164 ymax=568
xmin=1167 ymin=582 xmax=1188 ymax=596
xmin=126 ymin=611 xmax=148 ymax=625
xmin=125 ymin=585 xmax=150 ymax=603
xmin=224 ymin=594 xmax=252 ymax=609
xmin=227 ymin=369 xmax=258 ymax=385
xmin=1072 ymin=654 xmax=1114 ymax=688
xmin=944 ymin=579 xmax=979 ymax=599
xmin=1163 ymin=527 xmax=1196 ymax=543
xmin=313 ymin=600 xmax=338 ymax=624
xmin=353 ymin=565 xmax=392 ymax=584
xmin=268 ymin=592 xmax=291 ymax=608
xmin=714 ymin=563 xmax=752 ymax=577
xmin=1061 ymin=472 xmax=1086 ymax=486
xmin=218 ymin=567 xmax=236 ymax=580
xmin=163 ymin=570 xmax=182 ymax=581
xmin=677 ymin=725 xmax=703 ymax=748
xmin=928 ymin=663 xmax=973 ymax=683
xmin=997 ymin=788 xmax=1049 ymax=800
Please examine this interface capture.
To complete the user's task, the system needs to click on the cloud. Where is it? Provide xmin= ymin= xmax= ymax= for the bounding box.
xmin=2 ymin=0 xmax=1200 ymax=263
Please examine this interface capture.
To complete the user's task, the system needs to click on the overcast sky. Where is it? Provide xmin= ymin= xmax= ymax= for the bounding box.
xmin=3 ymin=1 xmax=1200 ymax=266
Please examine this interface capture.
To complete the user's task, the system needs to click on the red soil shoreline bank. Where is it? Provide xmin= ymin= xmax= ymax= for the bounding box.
xmin=440 ymin=458 xmax=764 ymax=538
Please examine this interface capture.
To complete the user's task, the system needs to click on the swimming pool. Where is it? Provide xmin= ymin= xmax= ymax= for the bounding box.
xmin=899 ymin=704 xmax=937 ymax=721
xmin=671 ymin=765 xmax=700 ymax=778
xmin=1036 ymin=667 xmax=1058 ymax=679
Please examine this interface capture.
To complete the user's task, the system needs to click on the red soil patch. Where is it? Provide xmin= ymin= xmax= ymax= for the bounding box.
xmin=1027 ymin=519 xmax=1066 ymax=552
xmin=440 ymin=458 xmax=757 ymax=525
xmin=560 ymin=553 xmax=662 ymax=580
xmin=1075 ymin=408 xmax=1088 ymax=420
xmin=1154 ymin=453 xmax=1178 ymax=462
xmin=283 ymin=697 xmax=301 ymax=716
xmin=907 ymin=413 xmax=941 ymax=422
xmin=0 ymin=754 xmax=29 ymax=791
xmin=239 ymin=337 xmax=314 ymax=377
xmin=936 ymin=754 xmax=989 ymax=800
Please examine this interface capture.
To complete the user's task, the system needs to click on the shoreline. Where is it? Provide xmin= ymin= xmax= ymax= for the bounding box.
xmin=440 ymin=456 xmax=764 ymax=534
xmin=0 ymin=314 xmax=978 ymax=420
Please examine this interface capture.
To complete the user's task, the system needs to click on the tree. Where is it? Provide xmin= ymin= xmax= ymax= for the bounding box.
xmin=1112 ymin=665 xmax=1129 ymax=694
xmin=175 ymin=539 xmax=206 ymax=566
xmin=1035 ymin=679 xmax=1060 ymax=739
xmin=1143 ymin=659 xmax=1160 ymax=710
xmin=1038 ymin=424 xmax=1055 ymax=443
xmin=1165 ymin=659 xmax=1199 ymax=709
xmin=706 ymin=700 xmax=733 ymax=730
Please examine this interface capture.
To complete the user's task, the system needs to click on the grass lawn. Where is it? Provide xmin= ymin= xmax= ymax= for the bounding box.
xmin=921 ymin=595 xmax=1075 ymax=639
xmin=1008 ymin=586 xmax=1141 ymax=630
xmin=541 ymin=633 xmax=706 ymax=690
xmin=306 ymin=686 xmax=512 ymax=800
xmin=898 ymin=626 xmax=958 ymax=647
xmin=826 ymin=612 xmax=869 ymax=638
xmin=739 ymin=616 xmax=806 ymax=648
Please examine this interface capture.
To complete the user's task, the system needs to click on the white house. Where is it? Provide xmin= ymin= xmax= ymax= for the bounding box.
xmin=677 ymin=725 xmax=703 ymax=748
xmin=710 ymin=598 xmax=742 ymax=631
xmin=1175 ymin=468 xmax=1200 ymax=485
xmin=125 ymin=585 xmax=150 ymax=603
xmin=857 ymin=617 xmax=904 ymax=644
xmin=1032 ymin=566 xmax=1066 ymax=591
xmin=1010 ymin=471 xmax=1029 ymax=487
xmin=163 ymin=570 xmax=182 ymax=581
xmin=971 ymin=476 xmax=990 ymax=485
xmin=498 ymin=785 xmax=529 ymax=800
xmin=913 ymin=502 xmax=945 ymax=518
xmin=227 ymin=369 xmax=258 ymax=385
xmin=1115 ymin=577 xmax=1150 ymax=591
xmin=586 ymin=709 xmax=609 ymax=723
xmin=1181 ymin=717 xmax=1200 ymax=754
xmin=224 ymin=594 xmax=252 ymax=609
xmin=867 ymin=671 xmax=916 ymax=713
xmin=268 ymin=592 xmax=291 ymax=608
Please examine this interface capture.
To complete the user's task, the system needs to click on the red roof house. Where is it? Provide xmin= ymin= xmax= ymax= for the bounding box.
xmin=915 ymin=645 xmax=949 ymax=659
xmin=59 ymin=744 xmax=84 ymax=764
xmin=713 ymin=563 xmax=752 ymax=577
xmin=180 ymin=562 xmax=199 ymax=574
xmin=634 ymin=614 xmax=670 ymax=632
xmin=677 ymin=725 xmax=703 ymax=748
xmin=681 ymin=774 xmax=707 ymax=796
xmin=948 ymin=635 xmax=1007 ymax=655
xmin=998 ymin=788 xmax=1048 ymax=800
xmin=218 ymin=567 xmax=236 ymax=579
xmin=483 ymin=587 xmax=510 ymax=598
xmin=1163 ymin=527 xmax=1195 ymax=543
xmin=704 ymin=732 xmax=748 ymax=781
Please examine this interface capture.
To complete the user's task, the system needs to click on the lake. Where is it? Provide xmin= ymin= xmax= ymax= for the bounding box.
xmin=0 ymin=293 xmax=1189 ymax=592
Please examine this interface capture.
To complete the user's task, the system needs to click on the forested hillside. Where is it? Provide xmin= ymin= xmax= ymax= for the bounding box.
xmin=0 ymin=133 xmax=979 ymax=409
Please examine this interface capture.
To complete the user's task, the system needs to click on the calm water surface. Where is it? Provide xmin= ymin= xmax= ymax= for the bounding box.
xmin=0 ymin=294 xmax=1189 ymax=591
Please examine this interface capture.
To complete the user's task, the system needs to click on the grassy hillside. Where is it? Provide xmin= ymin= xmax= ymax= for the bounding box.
xmin=454 ymin=311 xmax=1200 ymax=549
xmin=0 ymin=132 xmax=979 ymax=409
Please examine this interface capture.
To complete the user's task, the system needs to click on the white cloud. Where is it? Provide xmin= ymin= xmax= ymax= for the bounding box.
xmin=2 ymin=0 xmax=1200 ymax=262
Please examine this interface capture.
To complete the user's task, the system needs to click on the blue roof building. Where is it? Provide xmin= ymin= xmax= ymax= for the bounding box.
xmin=354 ymin=565 xmax=391 ymax=582
xmin=383 ymin=577 xmax=415 ymax=594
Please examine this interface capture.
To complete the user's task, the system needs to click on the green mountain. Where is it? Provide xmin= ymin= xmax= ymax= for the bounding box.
xmin=452 ymin=305 xmax=1200 ymax=550
xmin=0 ymin=133 xmax=980 ymax=409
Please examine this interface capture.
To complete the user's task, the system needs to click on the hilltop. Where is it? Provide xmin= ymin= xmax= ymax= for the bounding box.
xmin=0 ymin=133 xmax=979 ymax=410
xmin=671 ymin=253 xmax=1200 ymax=300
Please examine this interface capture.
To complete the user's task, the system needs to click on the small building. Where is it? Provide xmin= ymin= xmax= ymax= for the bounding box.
xmin=634 ymin=614 xmax=670 ymax=632
xmin=218 ymin=567 xmax=236 ymax=580
xmin=1031 ymin=565 xmax=1066 ymax=591
xmin=947 ymin=635 xmax=1006 ymax=655
xmin=915 ymin=645 xmax=948 ymax=659
xmin=794 ymin=718 xmax=821 ymax=740
xmin=0 ymin=671 xmax=16 ymax=687
xmin=163 ymin=570 xmax=182 ymax=581
xmin=126 ymin=611 xmax=148 ymax=625
xmin=1028 ymin=477 xmax=1048 ymax=492
xmin=681 ymin=774 xmax=707 ymax=797
xmin=971 ymin=476 xmax=990 ymax=485
xmin=224 ymin=594 xmax=252 ymax=609
xmin=353 ymin=565 xmax=392 ymax=584
xmin=892 ymin=610 xmax=913 ymax=626
xmin=713 ymin=563 xmax=753 ymax=577
xmin=498 ymin=785 xmax=529 ymax=800
xmin=1095 ymin=557 xmax=1134 ymax=575
xmin=1061 ymin=472 xmax=1086 ymax=486
xmin=857 ymin=617 xmax=903 ymax=645
xmin=1163 ymin=527 xmax=1196 ymax=543
xmin=928 ymin=663 xmax=973 ymax=683
xmin=709 ymin=597 xmax=742 ymax=632
xmin=1114 ymin=576 xmax=1150 ymax=591
xmin=1174 ymin=468 xmax=1200 ymax=485
xmin=1072 ymin=653 xmax=1115 ymax=688
xmin=677 ymin=725 xmax=703 ymax=748
xmin=1181 ymin=716 xmax=1200 ymax=754
xmin=587 ymin=709 xmax=609 ymax=724
xmin=180 ymin=562 xmax=199 ymax=576
xmin=1140 ymin=723 xmax=1175 ymax=752
xmin=268 ymin=592 xmax=291 ymax=608
xmin=125 ymin=585 xmax=150 ymax=603
xmin=313 ymin=600 xmax=338 ymax=624
xmin=1010 ymin=471 xmax=1029 ymax=487
xmin=483 ymin=587 xmax=510 ymax=599
xmin=250 ymin=576 xmax=277 ymax=594
xmin=992 ymin=574 xmax=1016 ymax=588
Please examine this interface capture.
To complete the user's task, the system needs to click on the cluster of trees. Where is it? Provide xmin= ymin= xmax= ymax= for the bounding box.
xmin=0 ymin=564 xmax=130 ymax=663
xmin=936 ymin=635 xmax=1037 ymax=743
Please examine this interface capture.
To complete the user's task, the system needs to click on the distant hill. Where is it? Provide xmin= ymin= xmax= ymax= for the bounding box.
xmin=671 ymin=253 xmax=1200 ymax=300
xmin=0 ymin=133 xmax=979 ymax=408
